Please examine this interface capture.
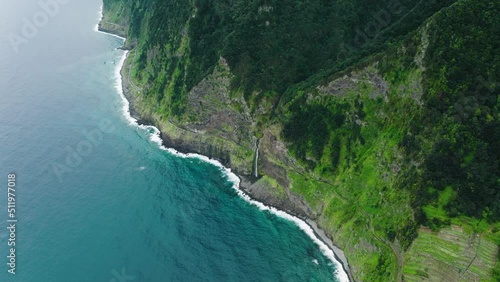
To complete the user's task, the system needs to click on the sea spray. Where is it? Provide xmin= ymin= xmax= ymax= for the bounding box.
xmin=109 ymin=35 xmax=350 ymax=282
xmin=94 ymin=4 xmax=102 ymax=32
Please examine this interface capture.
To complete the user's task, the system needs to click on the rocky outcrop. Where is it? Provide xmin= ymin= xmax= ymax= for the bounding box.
xmin=101 ymin=1 xmax=500 ymax=279
xmin=115 ymin=42 xmax=356 ymax=278
xmin=120 ymin=50 xmax=319 ymax=219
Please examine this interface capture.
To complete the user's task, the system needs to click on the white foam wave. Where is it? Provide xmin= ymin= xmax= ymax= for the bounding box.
xmin=99 ymin=26 xmax=349 ymax=282
xmin=113 ymin=50 xmax=137 ymax=126
xmin=94 ymin=4 xmax=103 ymax=32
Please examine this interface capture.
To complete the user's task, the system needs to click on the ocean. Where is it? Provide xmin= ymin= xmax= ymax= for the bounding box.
xmin=0 ymin=1 xmax=347 ymax=281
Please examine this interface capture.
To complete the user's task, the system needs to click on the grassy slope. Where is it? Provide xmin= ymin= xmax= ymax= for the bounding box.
xmin=286 ymin=57 xmax=423 ymax=280
xmin=102 ymin=0 xmax=499 ymax=280
xmin=282 ymin=1 xmax=499 ymax=280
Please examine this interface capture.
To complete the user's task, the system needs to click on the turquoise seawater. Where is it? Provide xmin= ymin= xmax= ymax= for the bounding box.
xmin=0 ymin=1 xmax=345 ymax=281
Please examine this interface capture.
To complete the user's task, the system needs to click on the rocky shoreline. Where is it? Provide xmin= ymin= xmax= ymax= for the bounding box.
xmin=98 ymin=22 xmax=354 ymax=282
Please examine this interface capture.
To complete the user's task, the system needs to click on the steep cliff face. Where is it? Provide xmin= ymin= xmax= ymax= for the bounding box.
xmin=102 ymin=0 xmax=499 ymax=280
xmin=121 ymin=48 xmax=313 ymax=218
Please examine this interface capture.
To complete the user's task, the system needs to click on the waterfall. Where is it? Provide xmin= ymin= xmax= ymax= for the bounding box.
xmin=254 ymin=139 xmax=260 ymax=178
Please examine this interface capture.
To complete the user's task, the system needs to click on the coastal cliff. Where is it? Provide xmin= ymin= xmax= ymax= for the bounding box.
xmin=101 ymin=0 xmax=499 ymax=281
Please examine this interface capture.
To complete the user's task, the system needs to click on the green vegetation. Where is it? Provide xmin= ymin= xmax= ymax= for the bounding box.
xmin=103 ymin=0 xmax=499 ymax=280
xmin=105 ymin=0 xmax=456 ymax=118
xmin=404 ymin=224 xmax=500 ymax=281
xmin=419 ymin=0 xmax=500 ymax=221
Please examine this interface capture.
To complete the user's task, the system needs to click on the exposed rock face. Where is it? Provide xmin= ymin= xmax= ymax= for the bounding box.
xmin=120 ymin=52 xmax=315 ymax=218
xmin=317 ymin=65 xmax=389 ymax=99
xmin=185 ymin=58 xmax=253 ymax=143
xmin=101 ymin=2 xmax=500 ymax=280
xmin=98 ymin=19 xmax=127 ymax=38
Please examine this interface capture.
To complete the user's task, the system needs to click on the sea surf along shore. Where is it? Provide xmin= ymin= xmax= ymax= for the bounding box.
xmin=96 ymin=5 xmax=353 ymax=281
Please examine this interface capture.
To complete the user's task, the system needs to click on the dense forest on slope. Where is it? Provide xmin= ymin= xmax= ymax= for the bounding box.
xmin=105 ymin=0 xmax=456 ymax=115
xmin=284 ymin=0 xmax=500 ymax=225
xmin=102 ymin=0 xmax=499 ymax=280
xmin=419 ymin=0 xmax=499 ymax=221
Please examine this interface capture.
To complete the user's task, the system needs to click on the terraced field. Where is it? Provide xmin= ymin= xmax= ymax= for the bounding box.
xmin=404 ymin=225 xmax=498 ymax=281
